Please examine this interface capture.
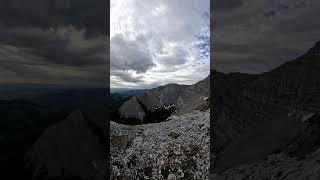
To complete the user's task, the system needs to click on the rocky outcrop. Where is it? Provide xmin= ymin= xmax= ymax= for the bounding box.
xmin=25 ymin=106 xmax=107 ymax=180
xmin=118 ymin=96 xmax=146 ymax=122
xmin=212 ymin=41 xmax=320 ymax=177
xmin=119 ymin=76 xmax=210 ymax=124
xmin=111 ymin=110 xmax=210 ymax=179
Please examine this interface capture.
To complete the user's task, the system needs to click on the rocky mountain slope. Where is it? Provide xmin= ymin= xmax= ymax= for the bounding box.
xmin=213 ymin=149 xmax=320 ymax=180
xmin=212 ymin=41 xmax=320 ymax=178
xmin=111 ymin=110 xmax=210 ymax=179
xmin=0 ymin=99 xmax=68 ymax=179
xmin=25 ymin=75 xmax=210 ymax=179
xmin=25 ymin=105 xmax=108 ymax=180
xmin=110 ymin=76 xmax=210 ymax=179
xmin=118 ymin=76 xmax=209 ymax=124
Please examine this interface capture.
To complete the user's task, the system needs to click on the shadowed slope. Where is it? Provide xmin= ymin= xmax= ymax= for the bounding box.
xmin=213 ymin=41 xmax=320 ymax=176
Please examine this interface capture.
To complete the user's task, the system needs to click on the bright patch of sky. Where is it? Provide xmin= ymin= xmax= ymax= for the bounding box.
xmin=111 ymin=0 xmax=210 ymax=89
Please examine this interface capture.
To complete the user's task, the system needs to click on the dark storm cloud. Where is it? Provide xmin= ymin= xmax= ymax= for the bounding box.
xmin=110 ymin=34 xmax=155 ymax=73
xmin=0 ymin=0 xmax=106 ymax=35
xmin=0 ymin=0 xmax=107 ymax=87
xmin=213 ymin=0 xmax=320 ymax=73
xmin=0 ymin=62 xmax=106 ymax=87
xmin=111 ymin=71 xmax=143 ymax=83
xmin=0 ymin=33 xmax=107 ymax=86
xmin=0 ymin=25 xmax=106 ymax=66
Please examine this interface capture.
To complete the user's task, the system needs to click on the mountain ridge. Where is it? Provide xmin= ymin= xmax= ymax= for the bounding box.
xmin=212 ymin=40 xmax=320 ymax=178
xmin=118 ymin=76 xmax=210 ymax=124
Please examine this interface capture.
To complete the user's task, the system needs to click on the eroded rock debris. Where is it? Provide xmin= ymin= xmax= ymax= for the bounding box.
xmin=111 ymin=110 xmax=210 ymax=179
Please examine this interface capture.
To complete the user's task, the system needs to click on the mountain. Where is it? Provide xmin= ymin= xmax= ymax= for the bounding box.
xmin=110 ymin=88 xmax=148 ymax=96
xmin=0 ymin=99 xmax=67 ymax=179
xmin=26 ymin=106 xmax=107 ymax=180
xmin=118 ymin=76 xmax=210 ymax=124
xmin=25 ymin=76 xmax=210 ymax=179
xmin=110 ymin=93 xmax=130 ymax=112
xmin=118 ymin=89 xmax=148 ymax=96
xmin=29 ymin=88 xmax=108 ymax=110
xmin=111 ymin=77 xmax=210 ymax=179
xmin=0 ymin=88 xmax=108 ymax=179
xmin=212 ymin=41 xmax=320 ymax=178
xmin=95 ymin=76 xmax=211 ymax=179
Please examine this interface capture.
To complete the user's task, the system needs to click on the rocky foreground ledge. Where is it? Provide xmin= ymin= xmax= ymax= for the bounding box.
xmin=110 ymin=110 xmax=210 ymax=179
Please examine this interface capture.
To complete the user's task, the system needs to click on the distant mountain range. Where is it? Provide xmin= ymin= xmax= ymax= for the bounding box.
xmin=110 ymin=88 xmax=148 ymax=96
xmin=212 ymin=41 xmax=320 ymax=179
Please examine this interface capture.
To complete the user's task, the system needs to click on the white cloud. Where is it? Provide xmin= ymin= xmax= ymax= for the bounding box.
xmin=110 ymin=0 xmax=210 ymax=89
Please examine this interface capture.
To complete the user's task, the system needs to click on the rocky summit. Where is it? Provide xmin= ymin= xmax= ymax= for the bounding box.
xmin=212 ymin=41 xmax=320 ymax=179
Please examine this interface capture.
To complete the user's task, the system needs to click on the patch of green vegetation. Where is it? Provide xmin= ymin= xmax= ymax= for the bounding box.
xmin=110 ymin=93 xmax=130 ymax=112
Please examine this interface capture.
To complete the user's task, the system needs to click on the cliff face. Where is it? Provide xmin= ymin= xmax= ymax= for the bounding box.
xmin=118 ymin=76 xmax=210 ymax=124
xmin=212 ymin=41 xmax=320 ymax=177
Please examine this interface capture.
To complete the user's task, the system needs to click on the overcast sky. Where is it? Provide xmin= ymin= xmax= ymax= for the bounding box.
xmin=0 ymin=0 xmax=107 ymax=88
xmin=2 ymin=1 xmax=317 ymax=88
xmin=213 ymin=0 xmax=320 ymax=74
xmin=110 ymin=0 xmax=210 ymax=89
